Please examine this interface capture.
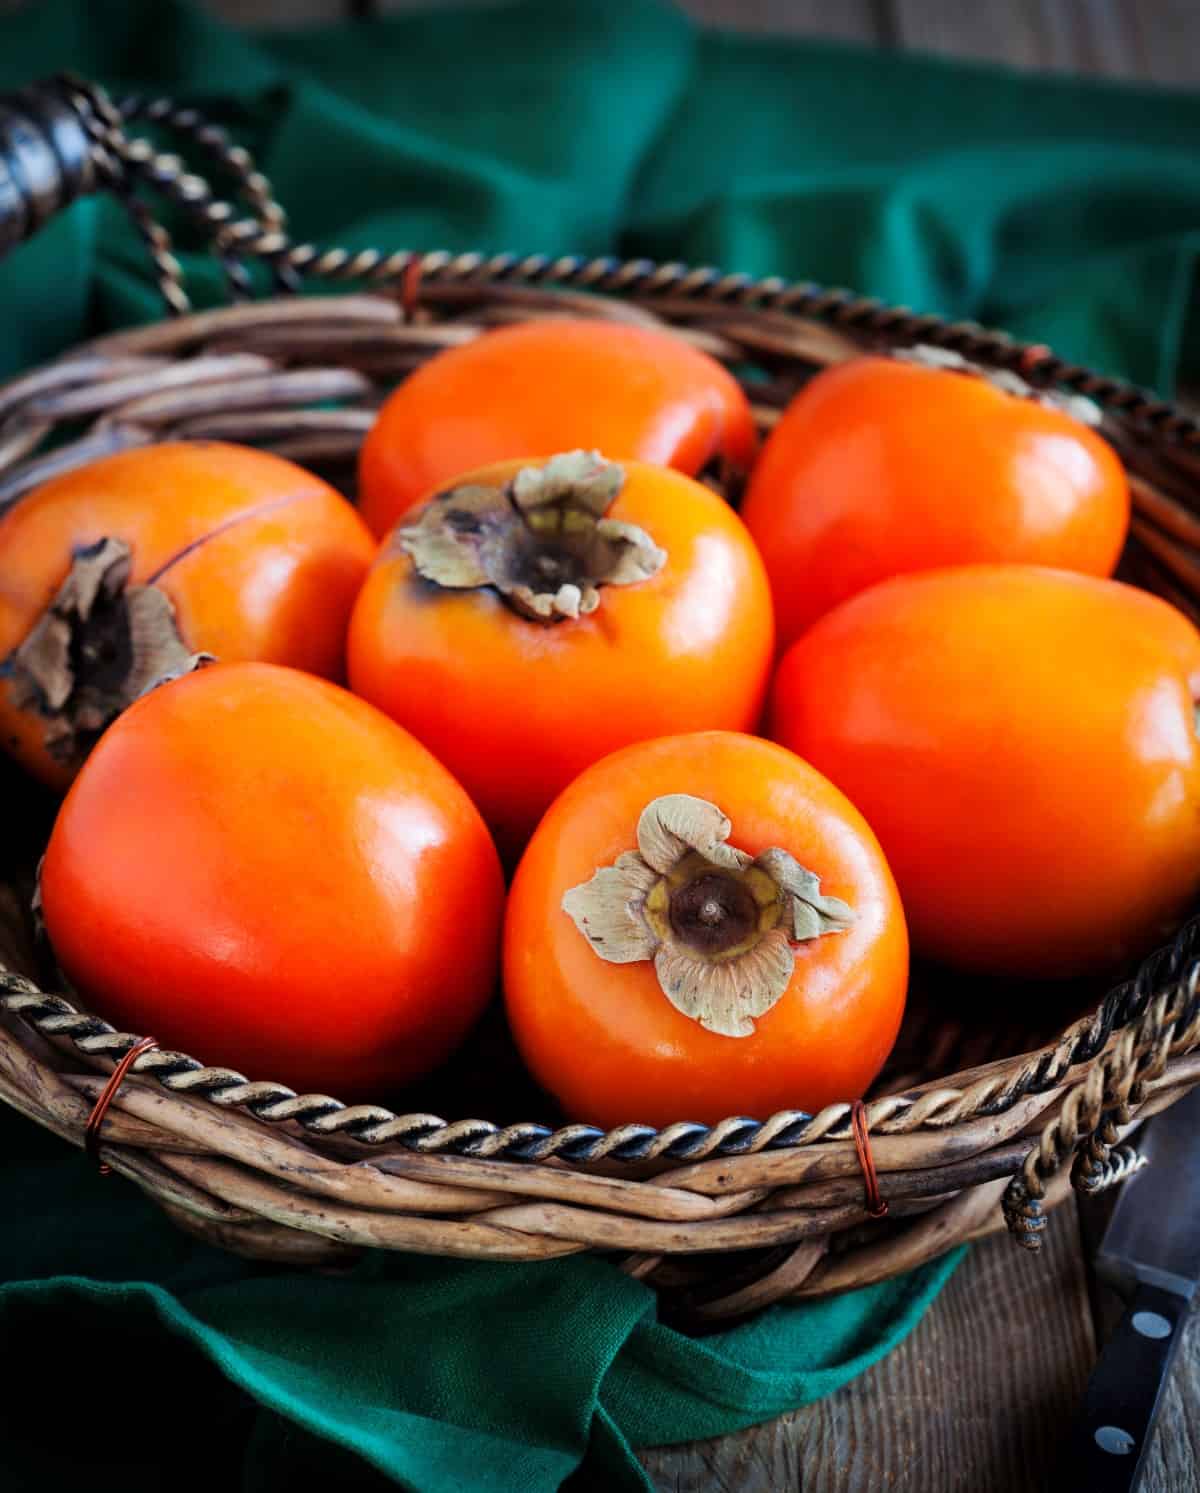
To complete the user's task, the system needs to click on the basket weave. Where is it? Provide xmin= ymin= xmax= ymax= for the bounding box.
xmin=3 ymin=76 xmax=1200 ymax=1324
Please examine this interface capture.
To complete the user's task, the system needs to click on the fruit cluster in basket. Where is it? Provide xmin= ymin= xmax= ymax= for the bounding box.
xmin=3 ymin=317 xmax=1196 ymax=1132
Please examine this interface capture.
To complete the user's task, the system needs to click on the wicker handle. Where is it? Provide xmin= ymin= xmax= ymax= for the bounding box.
xmin=0 ymin=79 xmax=97 ymax=256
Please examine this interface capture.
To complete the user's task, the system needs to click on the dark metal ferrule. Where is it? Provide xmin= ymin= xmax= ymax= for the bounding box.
xmin=0 ymin=81 xmax=96 ymax=256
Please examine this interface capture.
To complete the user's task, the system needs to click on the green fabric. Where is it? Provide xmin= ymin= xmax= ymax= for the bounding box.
xmin=0 ymin=1104 xmax=960 ymax=1492
xmin=2 ymin=0 xmax=1198 ymax=1488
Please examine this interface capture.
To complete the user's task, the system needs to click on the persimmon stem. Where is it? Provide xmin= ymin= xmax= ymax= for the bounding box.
xmin=397 ymin=450 xmax=666 ymax=624
xmin=894 ymin=344 xmax=1102 ymax=427
xmin=5 ymin=537 xmax=208 ymax=770
xmin=562 ymin=793 xmax=855 ymax=1039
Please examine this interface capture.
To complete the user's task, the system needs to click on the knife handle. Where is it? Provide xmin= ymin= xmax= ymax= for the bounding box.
xmin=1064 ymin=1281 xmax=1189 ymax=1492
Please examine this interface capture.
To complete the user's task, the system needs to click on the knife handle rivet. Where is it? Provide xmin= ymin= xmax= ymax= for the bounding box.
xmin=1095 ymin=1425 xmax=1136 ymax=1456
xmin=1132 ymin=1310 xmax=1173 ymax=1340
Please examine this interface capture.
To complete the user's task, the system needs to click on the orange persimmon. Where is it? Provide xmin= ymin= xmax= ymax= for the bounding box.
xmin=357 ymin=318 xmax=758 ymax=536
xmin=770 ymin=565 xmax=1200 ymax=978
xmin=503 ymin=731 xmax=908 ymax=1128
xmin=741 ymin=353 xmax=1130 ymax=649
xmin=0 ymin=441 xmax=375 ymax=789
xmin=347 ymin=450 xmax=775 ymax=860
xmin=39 ymin=662 xmax=504 ymax=1099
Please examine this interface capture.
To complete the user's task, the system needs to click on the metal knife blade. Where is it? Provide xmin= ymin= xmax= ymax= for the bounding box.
xmin=1096 ymin=1082 xmax=1200 ymax=1301
xmin=1066 ymin=1083 xmax=1200 ymax=1492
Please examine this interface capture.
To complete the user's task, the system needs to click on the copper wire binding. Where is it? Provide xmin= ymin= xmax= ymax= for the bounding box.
xmin=84 ymin=1035 xmax=158 ymax=1173
xmin=400 ymin=256 xmax=423 ymax=320
xmin=851 ymin=1098 xmax=889 ymax=1219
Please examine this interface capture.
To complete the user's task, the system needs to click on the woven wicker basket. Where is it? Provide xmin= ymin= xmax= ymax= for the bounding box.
xmin=3 ymin=76 xmax=1200 ymax=1326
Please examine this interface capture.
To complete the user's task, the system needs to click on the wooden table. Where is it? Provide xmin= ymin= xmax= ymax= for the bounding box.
xmin=640 ymin=1198 xmax=1200 ymax=1492
xmin=201 ymin=0 xmax=1200 ymax=91
xmin=9 ymin=0 xmax=1199 ymax=1485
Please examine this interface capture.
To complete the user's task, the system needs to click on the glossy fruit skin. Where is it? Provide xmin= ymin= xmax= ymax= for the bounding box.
xmin=770 ymin=565 xmax=1200 ymax=978
xmin=39 ymin=662 xmax=504 ymax=1099
xmin=503 ymin=731 xmax=908 ymax=1128
xmin=740 ymin=357 xmax=1130 ymax=650
xmin=357 ymin=319 xmax=759 ymax=536
xmin=0 ymin=441 xmax=376 ymax=788
xmin=348 ymin=458 xmax=776 ymax=861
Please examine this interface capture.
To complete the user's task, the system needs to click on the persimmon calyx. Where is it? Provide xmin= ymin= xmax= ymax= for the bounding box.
xmin=562 ymin=793 xmax=855 ymax=1038
xmin=5 ymin=536 xmax=209 ymax=767
xmin=398 ymin=449 xmax=666 ymax=622
xmin=894 ymin=344 xmax=1103 ymax=428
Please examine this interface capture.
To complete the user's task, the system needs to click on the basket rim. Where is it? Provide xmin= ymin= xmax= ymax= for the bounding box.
xmin=4 ymin=910 xmax=1199 ymax=1167
xmin=3 ymin=272 xmax=1200 ymax=1172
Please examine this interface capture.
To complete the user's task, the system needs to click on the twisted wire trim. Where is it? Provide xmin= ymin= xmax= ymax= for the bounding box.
xmin=59 ymin=76 xmax=291 ymax=305
xmin=4 ymin=915 xmax=1198 ymax=1164
xmin=1075 ymin=1142 xmax=1149 ymax=1196
xmin=117 ymin=94 xmax=288 ymax=236
xmin=168 ymin=230 xmax=1200 ymax=447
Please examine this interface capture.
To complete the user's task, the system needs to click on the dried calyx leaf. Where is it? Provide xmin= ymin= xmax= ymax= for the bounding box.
xmin=398 ymin=449 xmax=666 ymax=623
xmin=893 ymin=344 xmax=1103 ymax=428
xmin=636 ymin=793 xmax=747 ymax=875
xmin=4 ymin=537 xmax=209 ymax=768
xmin=562 ymin=793 xmax=855 ymax=1039
xmin=754 ymin=846 xmax=856 ymax=941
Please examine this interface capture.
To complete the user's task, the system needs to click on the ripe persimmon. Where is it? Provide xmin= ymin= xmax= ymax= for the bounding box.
xmin=770 ymin=565 xmax=1200 ymax=978
xmin=347 ymin=450 xmax=775 ymax=860
xmin=741 ymin=352 xmax=1130 ymax=649
xmin=503 ymin=731 xmax=907 ymax=1128
xmin=357 ymin=319 xmax=758 ymax=536
xmin=39 ymin=662 xmax=504 ymax=1098
xmin=0 ymin=441 xmax=375 ymax=789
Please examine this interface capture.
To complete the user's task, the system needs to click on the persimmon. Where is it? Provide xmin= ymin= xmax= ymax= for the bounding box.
xmin=357 ymin=318 xmax=758 ymax=536
xmin=0 ymin=441 xmax=375 ymax=789
xmin=741 ymin=350 xmax=1130 ymax=649
xmin=39 ymin=661 xmax=504 ymax=1098
xmin=347 ymin=450 xmax=775 ymax=860
xmin=503 ymin=731 xmax=907 ymax=1128
xmin=770 ymin=565 xmax=1200 ymax=978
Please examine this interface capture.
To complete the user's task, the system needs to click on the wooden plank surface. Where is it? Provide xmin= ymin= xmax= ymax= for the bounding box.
xmin=888 ymin=0 xmax=1136 ymax=78
xmin=194 ymin=0 xmax=1200 ymax=89
xmin=670 ymin=1 xmax=881 ymax=43
xmin=640 ymin=1202 xmax=1098 ymax=1493
xmin=1143 ymin=1303 xmax=1200 ymax=1492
